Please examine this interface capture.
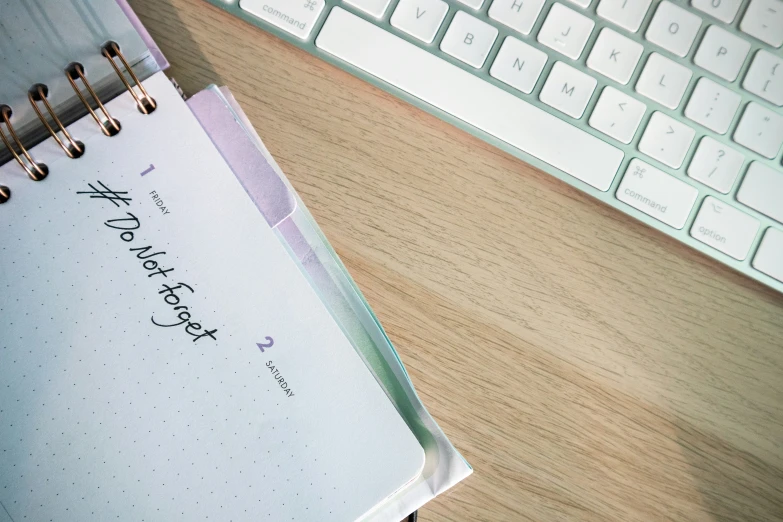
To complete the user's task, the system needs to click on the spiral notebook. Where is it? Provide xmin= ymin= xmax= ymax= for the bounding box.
xmin=0 ymin=0 xmax=162 ymax=166
xmin=0 ymin=1 xmax=471 ymax=521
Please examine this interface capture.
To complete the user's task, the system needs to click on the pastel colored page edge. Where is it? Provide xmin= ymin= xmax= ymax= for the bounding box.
xmin=187 ymin=87 xmax=297 ymax=227
xmin=185 ymin=85 xmax=472 ymax=518
xmin=216 ymin=85 xmax=474 ymax=512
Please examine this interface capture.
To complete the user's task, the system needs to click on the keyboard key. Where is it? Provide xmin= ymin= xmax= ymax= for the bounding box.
xmin=567 ymin=0 xmax=592 ymax=7
xmin=344 ymin=0 xmax=392 ymax=17
xmin=645 ymin=1 xmax=702 ymax=57
xmin=635 ymin=53 xmax=692 ymax=109
xmin=733 ymin=103 xmax=783 ymax=158
xmin=694 ymin=26 xmax=751 ymax=82
xmin=316 ymin=7 xmax=625 ymax=191
xmin=596 ymin=0 xmax=652 ymax=32
xmin=737 ymin=162 xmax=783 ymax=223
xmin=488 ymin=0 xmax=546 ymax=35
xmin=687 ymin=137 xmax=744 ymax=193
xmin=684 ymin=77 xmax=741 ymax=134
xmin=690 ymin=197 xmax=760 ymax=260
xmin=587 ymin=28 xmax=644 ymax=85
xmin=540 ymin=61 xmax=597 ymax=118
xmin=391 ymin=0 xmax=449 ymax=43
xmin=691 ymin=0 xmax=743 ymax=23
xmin=740 ymin=0 xmax=783 ymax=47
xmin=753 ymin=228 xmax=783 ymax=283
xmin=441 ymin=11 xmax=498 ymax=68
xmin=537 ymin=3 xmax=595 ymax=60
xmin=490 ymin=37 xmax=548 ymax=94
xmin=616 ymin=158 xmax=699 ymax=229
xmin=239 ymin=0 xmax=325 ymax=39
xmin=638 ymin=111 xmax=695 ymax=168
xmin=589 ymin=86 xmax=647 ymax=143
xmin=743 ymin=50 xmax=783 ymax=106
xmin=456 ymin=0 xmax=484 ymax=8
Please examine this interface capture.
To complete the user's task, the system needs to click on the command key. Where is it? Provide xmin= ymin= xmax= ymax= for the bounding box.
xmin=616 ymin=159 xmax=699 ymax=230
xmin=240 ymin=0 xmax=326 ymax=39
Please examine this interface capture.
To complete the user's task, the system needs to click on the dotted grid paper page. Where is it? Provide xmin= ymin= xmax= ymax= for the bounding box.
xmin=0 ymin=72 xmax=424 ymax=522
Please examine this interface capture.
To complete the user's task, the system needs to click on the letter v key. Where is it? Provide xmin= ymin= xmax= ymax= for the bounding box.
xmin=390 ymin=1 xmax=448 ymax=43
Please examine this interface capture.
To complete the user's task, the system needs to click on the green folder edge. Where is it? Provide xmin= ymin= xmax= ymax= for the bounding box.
xmin=209 ymin=84 xmax=473 ymax=509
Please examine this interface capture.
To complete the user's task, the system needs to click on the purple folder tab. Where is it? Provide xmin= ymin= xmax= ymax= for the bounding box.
xmin=188 ymin=89 xmax=296 ymax=228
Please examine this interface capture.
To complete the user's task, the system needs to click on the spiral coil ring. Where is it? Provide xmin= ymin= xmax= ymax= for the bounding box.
xmin=0 ymin=105 xmax=49 ymax=182
xmin=102 ymin=41 xmax=157 ymax=114
xmin=1 ymin=42 xmax=156 ymax=204
xmin=65 ymin=62 xmax=122 ymax=137
xmin=29 ymin=84 xmax=86 ymax=159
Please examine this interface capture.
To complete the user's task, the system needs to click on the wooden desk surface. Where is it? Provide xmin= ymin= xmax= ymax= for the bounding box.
xmin=129 ymin=1 xmax=783 ymax=519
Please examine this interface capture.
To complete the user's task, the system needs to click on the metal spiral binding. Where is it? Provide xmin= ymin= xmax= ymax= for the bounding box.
xmin=65 ymin=62 xmax=122 ymax=137
xmin=29 ymin=84 xmax=86 ymax=159
xmin=102 ymin=41 xmax=157 ymax=114
xmin=0 ymin=42 xmax=155 ymax=204
xmin=0 ymin=105 xmax=49 ymax=184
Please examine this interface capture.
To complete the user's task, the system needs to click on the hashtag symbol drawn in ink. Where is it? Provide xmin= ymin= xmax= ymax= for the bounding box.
xmin=76 ymin=180 xmax=132 ymax=207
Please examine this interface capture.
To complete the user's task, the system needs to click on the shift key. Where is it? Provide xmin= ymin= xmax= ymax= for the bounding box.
xmin=616 ymin=159 xmax=699 ymax=229
xmin=240 ymin=0 xmax=326 ymax=39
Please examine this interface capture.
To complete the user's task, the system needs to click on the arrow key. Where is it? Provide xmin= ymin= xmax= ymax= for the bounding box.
xmin=589 ymin=86 xmax=647 ymax=144
xmin=391 ymin=0 xmax=449 ymax=43
xmin=638 ymin=111 xmax=695 ymax=168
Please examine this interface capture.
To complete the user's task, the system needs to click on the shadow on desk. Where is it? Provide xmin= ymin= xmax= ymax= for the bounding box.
xmin=122 ymin=1 xmax=783 ymax=519
xmin=129 ymin=0 xmax=223 ymax=94
xmin=677 ymin=422 xmax=783 ymax=521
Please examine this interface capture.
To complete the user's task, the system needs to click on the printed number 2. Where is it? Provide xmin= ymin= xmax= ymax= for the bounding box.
xmin=257 ymin=337 xmax=275 ymax=352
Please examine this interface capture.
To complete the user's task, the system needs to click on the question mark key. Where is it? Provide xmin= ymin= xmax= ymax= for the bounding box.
xmin=687 ymin=138 xmax=744 ymax=194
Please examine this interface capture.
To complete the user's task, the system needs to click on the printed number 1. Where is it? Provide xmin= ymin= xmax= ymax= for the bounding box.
xmin=140 ymin=164 xmax=156 ymax=177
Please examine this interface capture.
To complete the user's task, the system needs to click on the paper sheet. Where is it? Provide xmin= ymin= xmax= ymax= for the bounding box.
xmin=0 ymin=72 xmax=424 ymax=521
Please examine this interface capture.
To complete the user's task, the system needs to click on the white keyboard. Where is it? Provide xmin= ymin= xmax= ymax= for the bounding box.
xmin=216 ymin=0 xmax=783 ymax=293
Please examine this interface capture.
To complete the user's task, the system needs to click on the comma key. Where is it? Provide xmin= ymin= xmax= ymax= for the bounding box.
xmin=240 ymin=0 xmax=326 ymax=39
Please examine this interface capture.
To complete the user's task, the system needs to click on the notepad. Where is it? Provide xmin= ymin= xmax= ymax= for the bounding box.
xmin=0 ymin=71 xmax=427 ymax=521
xmin=0 ymin=2 xmax=471 ymax=519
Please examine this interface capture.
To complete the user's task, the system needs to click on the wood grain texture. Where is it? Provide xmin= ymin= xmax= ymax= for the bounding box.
xmin=127 ymin=1 xmax=783 ymax=519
